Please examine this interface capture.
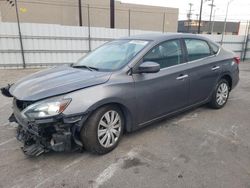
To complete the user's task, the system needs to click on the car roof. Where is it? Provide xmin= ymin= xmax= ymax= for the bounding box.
xmin=120 ymin=33 xmax=212 ymax=43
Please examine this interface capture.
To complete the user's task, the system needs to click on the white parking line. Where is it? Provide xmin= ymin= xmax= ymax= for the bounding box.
xmin=92 ymin=149 xmax=138 ymax=188
xmin=0 ymin=137 xmax=15 ymax=146
xmin=63 ymin=157 xmax=86 ymax=170
xmin=173 ymin=113 xmax=198 ymax=124
xmin=0 ymin=122 xmax=18 ymax=128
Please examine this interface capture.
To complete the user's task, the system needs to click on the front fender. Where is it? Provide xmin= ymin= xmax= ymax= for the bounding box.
xmin=62 ymin=82 xmax=136 ymax=132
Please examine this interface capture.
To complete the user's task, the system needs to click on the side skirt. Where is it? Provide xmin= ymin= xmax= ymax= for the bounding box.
xmin=133 ymin=99 xmax=209 ymax=131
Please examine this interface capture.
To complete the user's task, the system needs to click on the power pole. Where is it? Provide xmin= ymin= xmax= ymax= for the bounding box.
xmin=198 ymin=0 xmax=203 ymax=34
xmin=110 ymin=0 xmax=115 ymax=28
xmin=187 ymin=3 xmax=193 ymax=33
xmin=78 ymin=0 xmax=82 ymax=26
xmin=208 ymin=0 xmax=215 ymax=34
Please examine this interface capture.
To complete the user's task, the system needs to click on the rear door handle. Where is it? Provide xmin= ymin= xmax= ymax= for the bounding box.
xmin=176 ymin=74 xmax=189 ymax=80
xmin=211 ymin=66 xmax=220 ymax=71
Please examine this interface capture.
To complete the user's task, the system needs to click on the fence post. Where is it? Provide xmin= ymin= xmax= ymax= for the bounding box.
xmin=241 ymin=21 xmax=248 ymax=60
xmin=162 ymin=12 xmax=165 ymax=33
xmin=15 ymin=0 xmax=26 ymax=68
xmin=87 ymin=4 xmax=91 ymax=52
xmin=243 ymin=21 xmax=250 ymax=61
xmin=128 ymin=9 xmax=131 ymax=36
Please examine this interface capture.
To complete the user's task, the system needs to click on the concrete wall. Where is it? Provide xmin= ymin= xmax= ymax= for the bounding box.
xmin=0 ymin=0 xmax=178 ymax=32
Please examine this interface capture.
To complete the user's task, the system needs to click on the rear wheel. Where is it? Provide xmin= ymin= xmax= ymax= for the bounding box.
xmin=80 ymin=105 xmax=124 ymax=154
xmin=208 ymin=79 xmax=230 ymax=109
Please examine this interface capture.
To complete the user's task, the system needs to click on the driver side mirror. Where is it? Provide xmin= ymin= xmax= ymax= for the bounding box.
xmin=134 ymin=61 xmax=160 ymax=74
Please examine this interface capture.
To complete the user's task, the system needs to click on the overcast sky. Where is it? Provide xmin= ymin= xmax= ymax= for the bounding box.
xmin=119 ymin=0 xmax=250 ymax=23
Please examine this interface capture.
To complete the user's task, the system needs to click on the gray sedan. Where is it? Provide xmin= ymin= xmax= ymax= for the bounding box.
xmin=1 ymin=33 xmax=239 ymax=156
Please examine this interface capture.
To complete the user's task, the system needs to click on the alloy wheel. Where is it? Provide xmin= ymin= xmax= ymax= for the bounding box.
xmin=216 ymin=82 xmax=229 ymax=106
xmin=97 ymin=110 xmax=122 ymax=148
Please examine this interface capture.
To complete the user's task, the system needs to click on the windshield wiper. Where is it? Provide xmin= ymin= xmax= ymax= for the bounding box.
xmin=72 ymin=65 xmax=99 ymax=71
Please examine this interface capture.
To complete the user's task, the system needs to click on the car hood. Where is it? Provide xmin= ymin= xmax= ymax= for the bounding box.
xmin=10 ymin=65 xmax=112 ymax=101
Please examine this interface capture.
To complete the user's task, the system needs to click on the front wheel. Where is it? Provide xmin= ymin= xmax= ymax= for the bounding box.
xmin=208 ymin=79 xmax=230 ymax=109
xmin=80 ymin=105 xmax=124 ymax=154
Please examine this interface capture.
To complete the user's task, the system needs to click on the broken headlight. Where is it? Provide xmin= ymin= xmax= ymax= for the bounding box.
xmin=21 ymin=98 xmax=71 ymax=119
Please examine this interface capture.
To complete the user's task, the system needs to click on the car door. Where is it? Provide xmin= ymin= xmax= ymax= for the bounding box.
xmin=183 ymin=38 xmax=221 ymax=105
xmin=132 ymin=39 xmax=189 ymax=125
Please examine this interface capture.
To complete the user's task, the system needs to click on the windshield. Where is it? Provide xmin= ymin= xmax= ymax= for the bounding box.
xmin=74 ymin=39 xmax=149 ymax=71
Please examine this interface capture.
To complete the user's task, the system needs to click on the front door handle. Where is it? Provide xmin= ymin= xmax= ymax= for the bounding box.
xmin=176 ymin=74 xmax=189 ymax=80
xmin=211 ymin=66 xmax=220 ymax=71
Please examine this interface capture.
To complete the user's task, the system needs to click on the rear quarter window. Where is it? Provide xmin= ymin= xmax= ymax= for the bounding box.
xmin=209 ymin=42 xmax=219 ymax=54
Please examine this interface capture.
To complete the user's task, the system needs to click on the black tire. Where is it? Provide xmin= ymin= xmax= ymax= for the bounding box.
xmin=208 ymin=79 xmax=230 ymax=109
xmin=80 ymin=105 xmax=124 ymax=154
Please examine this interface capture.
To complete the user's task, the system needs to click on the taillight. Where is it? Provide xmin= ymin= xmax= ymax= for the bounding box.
xmin=234 ymin=57 xmax=240 ymax=65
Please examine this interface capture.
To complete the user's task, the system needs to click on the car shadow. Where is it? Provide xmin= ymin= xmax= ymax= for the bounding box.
xmin=124 ymin=104 xmax=208 ymax=137
xmin=26 ymin=105 xmax=209 ymax=159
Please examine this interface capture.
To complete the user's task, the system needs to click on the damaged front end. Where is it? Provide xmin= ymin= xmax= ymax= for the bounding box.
xmin=15 ymin=116 xmax=76 ymax=156
xmin=10 ymin=98 xmax=85 ymax=156
xmin=2 ymin=84 xmax=85 ymax=156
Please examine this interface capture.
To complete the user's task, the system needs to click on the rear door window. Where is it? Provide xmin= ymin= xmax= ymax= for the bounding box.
xmin=184 ymin=39 xmax=211 ymax=61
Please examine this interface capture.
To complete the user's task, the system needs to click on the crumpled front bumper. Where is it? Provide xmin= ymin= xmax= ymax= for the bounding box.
xmin=16 ymin=121 xmax=73 ymax=156
xmin=10 ymin=100 xmax=85 ymax=157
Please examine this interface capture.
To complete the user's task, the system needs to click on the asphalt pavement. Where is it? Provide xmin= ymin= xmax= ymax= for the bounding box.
xmin=0 ymin=63 xmax=250 ymax=188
